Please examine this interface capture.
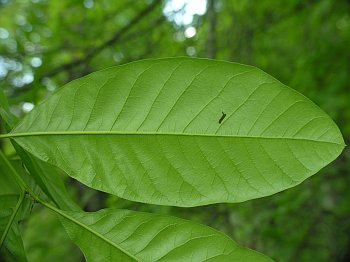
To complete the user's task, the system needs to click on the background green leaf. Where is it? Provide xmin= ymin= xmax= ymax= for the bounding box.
xmin=0 ymin=87 xmax=16 ymax=129
xmin=0 ymin=157 xmax=31 ymax=262
xmin=22 ymin=206 xmax=83 ymax=262
xmin=8 ymin=58 xmax=345 ymax=207
xmin=1 ymin=85 xmax=79 ymax=212
xmin=60 ymin=208 xmax=273 ymax=262
xmin=12 ymin=144 xmax=80 ymax=211
xmin=0 ymin=210 xmax=27 ymax=262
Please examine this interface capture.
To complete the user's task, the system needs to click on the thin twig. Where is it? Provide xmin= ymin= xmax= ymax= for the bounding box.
xmin=14 ymin=0 xmax=162 ymax=94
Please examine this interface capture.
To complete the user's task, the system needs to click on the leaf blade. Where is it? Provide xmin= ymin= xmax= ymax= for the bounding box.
xmin=60 ymin=208 xmax=273 ymax=262
xmin=8 ymin=58 xmax=345 ymax=206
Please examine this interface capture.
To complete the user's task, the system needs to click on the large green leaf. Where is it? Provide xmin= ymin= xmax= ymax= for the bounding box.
xmin=5 ymin=58 xmax=345 ymax=206
xmin=60 ymin=208 xmax=273 ymax=261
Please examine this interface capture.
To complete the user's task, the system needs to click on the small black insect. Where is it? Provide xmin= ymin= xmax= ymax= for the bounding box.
xmin=219 ymin=111 xmax=226 ymax=124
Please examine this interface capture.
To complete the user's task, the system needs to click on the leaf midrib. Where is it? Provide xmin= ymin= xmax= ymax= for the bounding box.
xmin=1 ymin=131 xmax=344 ymax=146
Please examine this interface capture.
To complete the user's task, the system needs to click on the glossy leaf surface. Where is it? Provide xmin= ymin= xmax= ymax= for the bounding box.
xmin=8 ymin=58 xmax=345 ymax=206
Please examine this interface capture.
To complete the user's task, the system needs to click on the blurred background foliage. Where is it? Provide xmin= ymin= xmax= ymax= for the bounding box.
xmin=0 ymin=0 xmax=349 ymax=261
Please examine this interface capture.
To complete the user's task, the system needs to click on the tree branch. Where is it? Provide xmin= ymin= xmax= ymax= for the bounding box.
xmin=45 ymin=0 xmax=162 ymax=78
xmin=14 ymin=0 xmax=162 ymax=94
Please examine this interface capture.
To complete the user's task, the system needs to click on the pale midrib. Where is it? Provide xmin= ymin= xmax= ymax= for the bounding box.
xmin=54 ymin=208 xmax=141 ymax=262
xmin=0 ymin=131 xmax=344 ymax=146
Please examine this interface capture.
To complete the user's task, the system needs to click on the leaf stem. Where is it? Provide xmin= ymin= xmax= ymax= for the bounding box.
xmin=0 ymin=193 xmax=25 ymax=249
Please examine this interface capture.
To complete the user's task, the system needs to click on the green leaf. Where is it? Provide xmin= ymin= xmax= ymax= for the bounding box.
xmin=0 ymin=155 xmax=29 ymax=262
xmin=12 ymin=143 xmax=81 ymax=211
xmin=59 ymin=208 xmax=273 ymax=262
xmin=0 ymin=158 xmax=36 ymax=216
xmin=0 ymin=86 xmax=16 ymax=129
xmin=1 ymin=84 xmax=78 ymax=212
xmin=22 ymin=206 xmax=83 ymax=262
xmin=6 ymin=58 xmax=345 ymax=206
xmin=0 ymin=163 xmax=20 ymax=197
xmin=0 ymin=201 xmax=28 ymax=262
